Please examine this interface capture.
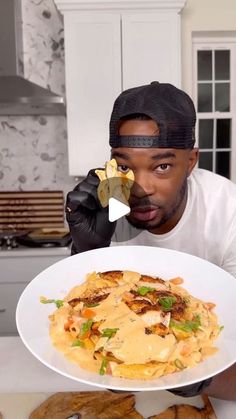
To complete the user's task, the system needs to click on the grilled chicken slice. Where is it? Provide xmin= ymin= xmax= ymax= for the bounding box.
xmin=140 ymin=275 xmax=165 ymax=284
xmin=126 ymin=289 xmax=186 ymax=319
xmin=155 ymin=291 xmax=187 ymax=319
xmin=145 ymin=323 xmax=170 ymax=337
xmin=68 ymin=293 xmax=109 ymax=308
xmin=125 ymin=299 xmax=153 ymax=314
xmin=99 ymin=270 xmax=123 ymax=282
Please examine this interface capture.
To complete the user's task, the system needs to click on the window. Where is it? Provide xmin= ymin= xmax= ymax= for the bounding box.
xmin=193 ymin=35 xmax=236 ymax=181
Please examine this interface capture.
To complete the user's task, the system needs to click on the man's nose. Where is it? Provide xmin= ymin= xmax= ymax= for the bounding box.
xmin=131 ymin=173 xmax=155 ymax=197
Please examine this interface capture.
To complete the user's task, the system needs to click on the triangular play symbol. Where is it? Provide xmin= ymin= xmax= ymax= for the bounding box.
xmin=108 ymin=197 xmax=130 ymax=222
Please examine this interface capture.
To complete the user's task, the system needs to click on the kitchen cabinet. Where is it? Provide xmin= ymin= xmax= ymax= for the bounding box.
xmin=0 ymin=247 xmax=70 ymax=336
xmin=55 ymin=0 xmax=186 ymax=176
xmin=0 ymin=283 xmax=27 ymax=337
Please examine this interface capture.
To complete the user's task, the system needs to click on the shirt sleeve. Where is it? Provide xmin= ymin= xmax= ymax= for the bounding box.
xmin=221 ymin=214 xmax=236 ymax=278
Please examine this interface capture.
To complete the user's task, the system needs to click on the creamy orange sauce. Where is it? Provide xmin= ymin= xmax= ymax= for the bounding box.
xmin=47 ymin=270 xmax=221 ymax=380
xmin=66 ymin=347 xmax=101 ymax=372
xmin=94 ymin=296 xmax=176 ymax=363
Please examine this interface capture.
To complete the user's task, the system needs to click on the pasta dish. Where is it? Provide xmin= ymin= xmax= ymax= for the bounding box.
xmin=41 ymin=270 xmax=222 ymax=380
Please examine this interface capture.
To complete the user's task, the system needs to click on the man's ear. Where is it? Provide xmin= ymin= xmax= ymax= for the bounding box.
xmin=187 ymin=148 xmax=199 ymax=176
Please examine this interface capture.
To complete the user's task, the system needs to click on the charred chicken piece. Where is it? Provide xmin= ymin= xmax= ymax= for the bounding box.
xmin=145 ymin=323 xmax=169 ymax=337
xmin=125 ymin=299 xmax=154 ymax=314
xmin=140 ymin=275 xmax=165 ymax=284
xmin=68 ymin=293 xmax=109 ymax=308
xmin=99 ymin=270 xmax=123 ymax=282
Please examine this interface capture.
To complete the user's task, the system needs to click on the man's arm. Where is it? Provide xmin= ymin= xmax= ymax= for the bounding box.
xmin=205 ymin=363 xmax=236 ymax=401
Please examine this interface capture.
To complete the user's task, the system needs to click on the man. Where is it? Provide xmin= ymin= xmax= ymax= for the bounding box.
xmin=66 ymin=81 xmax=236 ymax=400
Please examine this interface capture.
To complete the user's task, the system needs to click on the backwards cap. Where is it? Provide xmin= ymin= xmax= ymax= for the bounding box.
xmin=109 ymin=81 xmax=196 ymax=149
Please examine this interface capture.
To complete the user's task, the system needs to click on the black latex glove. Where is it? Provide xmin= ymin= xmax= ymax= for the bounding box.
xmin=168 ymin=377 xmax=212 ymax=397
xmin=66 ymin=169 xmax=116 ymax=254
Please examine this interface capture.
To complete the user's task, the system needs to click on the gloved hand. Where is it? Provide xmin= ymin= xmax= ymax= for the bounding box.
xmin=66 ymin=169 xmax=116 ymax=254
xmin=168 ymin=377 xmax=212 ymax=397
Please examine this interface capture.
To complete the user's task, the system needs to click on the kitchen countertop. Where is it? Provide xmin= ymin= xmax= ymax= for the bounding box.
xmin=1 ymin=337 xmax=236 ymax=418
xmin=0 ymin=245 xmax=71 ymax=257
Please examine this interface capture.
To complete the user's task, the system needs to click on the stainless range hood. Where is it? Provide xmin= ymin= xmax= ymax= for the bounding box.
xmin=0 ymin=0 xmax=66 ymax=115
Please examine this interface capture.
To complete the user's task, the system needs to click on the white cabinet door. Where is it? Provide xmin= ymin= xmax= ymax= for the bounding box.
xmin=0 ymin=283 xmax=27 ymax=336
xmin=56 ymin=1 xmax=185 ymax=177
xmin=0 ymin=249 xmax=70 ymax=335
xmin=122 ymin=12 xmax=181 ymax=90
xmin=64 ymin=13 xmax=122 ymax=176
xmin=0 ymin=252 xmax=70 ymax=284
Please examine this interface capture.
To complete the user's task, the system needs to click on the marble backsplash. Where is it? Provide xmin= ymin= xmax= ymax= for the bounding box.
xmin=0 ymin=0 xmax=76 ymax=195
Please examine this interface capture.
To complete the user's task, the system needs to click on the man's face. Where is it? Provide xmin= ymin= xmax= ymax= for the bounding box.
xmin=111 ymin=119 xmax=198 ymax=234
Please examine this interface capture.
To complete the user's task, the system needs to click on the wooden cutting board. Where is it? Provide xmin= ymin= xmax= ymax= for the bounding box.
xmin=0 ymin=392 xmax=215 ymax=419
xmin=0 ymin=191 xmax=65 ymax=230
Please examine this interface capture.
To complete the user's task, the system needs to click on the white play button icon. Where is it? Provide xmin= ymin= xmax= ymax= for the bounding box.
xmin=108 ymin=197 xmax=130 ymax=222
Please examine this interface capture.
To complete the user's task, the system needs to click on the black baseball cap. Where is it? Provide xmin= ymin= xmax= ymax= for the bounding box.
xmin=109 ymin=81 xmax=196 ymax=149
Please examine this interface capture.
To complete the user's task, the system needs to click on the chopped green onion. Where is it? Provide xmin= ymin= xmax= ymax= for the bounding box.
xmin=55 ymin=300 xmax=64 ymax=308
xmin=174 ymin=359 xmax=186 ymax=369
xmin=71 ymin=339 xmax=85 ymax=347
xmin=183 ymin=296 xmax=190 ymax=304
xmin=219 ymin=325 xmax=224 ymax=332
xmin=158 ymin=296 xmax=176 ymax=311
xmin=170 ymin=315 xmax=201 ymax=333
xmin=40 ymin=298 xmax=64 ymax=308
xmin=101 ymin=328 xmax=119 ymax=338
xmin=137 ymin=286 xmax=155 ymax=296
xmin=80 ymin=318 xmax=93 ymax=335
xmin=99 ymin=358 xmax=108 ymax=375
xmin=84 ymin=303 xmax=100 ymax=308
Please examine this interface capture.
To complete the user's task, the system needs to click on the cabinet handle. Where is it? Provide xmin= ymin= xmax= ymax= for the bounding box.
xmin=0 ymin=308 xmax=6 ymax=313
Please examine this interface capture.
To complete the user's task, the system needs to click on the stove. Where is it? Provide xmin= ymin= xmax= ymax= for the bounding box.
xmin=0 ymin=230 xmax=28 ymax=250
xmin=0 ymin=228 xmax=72 ymax=250
xmin=0 ymin=190 xmax=67 ymax=250
xmin=0 ymin=235 xmax=18 ymax=250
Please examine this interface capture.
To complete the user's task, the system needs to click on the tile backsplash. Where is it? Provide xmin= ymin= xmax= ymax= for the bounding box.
xmin=0 ymin=0 xmax=75 ymax=194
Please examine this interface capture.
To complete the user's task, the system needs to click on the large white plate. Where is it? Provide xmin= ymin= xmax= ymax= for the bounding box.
xmin=16 ymin=245 xmax=236 ymax=392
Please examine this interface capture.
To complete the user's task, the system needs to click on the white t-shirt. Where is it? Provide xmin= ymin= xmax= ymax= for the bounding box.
xmin=111 ymin=168 xmax=236 ymax=278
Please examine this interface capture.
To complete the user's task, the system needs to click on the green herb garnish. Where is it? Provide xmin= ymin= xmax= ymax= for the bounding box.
xmin=219 ymin=325 xmax=224 ymax=332
xmin=170 ymin=315 xmax=201 ymax=333
xmin=158 ymin=296 xmax=176 ymax=311
xmin=84 ymin=303 xmax=100 ymax=308
xmin=137 ymin=286 xmax=155 ymax=296
xmin=40 ymin=298 xmax=64 ymax=308
xmin=80 ymin=318 xmax=93 ymax=335
xmin=174 ymin=359 xmax=186 ymax=369
xmin=101 ymin=328 xmax=119 ymax=338
xmin=99 ymin=358 xmax=108 ymax=375
xmin=183 ymin=296 xmax=190 ymax=304
xmin=71 ymin=339 xmax=85 ymax=347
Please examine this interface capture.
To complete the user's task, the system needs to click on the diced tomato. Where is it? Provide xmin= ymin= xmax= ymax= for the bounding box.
xmin=79 ymin=330 xmax=91 ymax=340
xmin=169 ymin=277 xmax=184 ymax=285
xmin=81 ymin=308 xmax=96 ymax=318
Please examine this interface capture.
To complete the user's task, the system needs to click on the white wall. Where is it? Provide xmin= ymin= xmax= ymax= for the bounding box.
xmin=181 ymin=0 xmax=236 ymax=95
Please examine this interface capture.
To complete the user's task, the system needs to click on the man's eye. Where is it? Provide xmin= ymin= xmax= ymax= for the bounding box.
xmin=117 ymin=164 xmax=130 ymax=174
xmin=155 ymin=164 xmax=171 ymax=173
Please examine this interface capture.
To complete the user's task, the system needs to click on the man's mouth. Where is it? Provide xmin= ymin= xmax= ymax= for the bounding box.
xmin=130 ymin=206 xmax=160 ymax=221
